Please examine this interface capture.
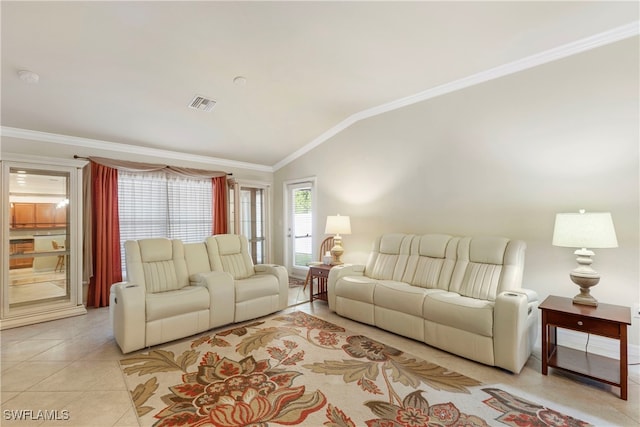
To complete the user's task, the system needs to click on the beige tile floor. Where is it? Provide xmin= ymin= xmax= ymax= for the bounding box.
xmin=1 ymin=289 xmax=639 ymax=426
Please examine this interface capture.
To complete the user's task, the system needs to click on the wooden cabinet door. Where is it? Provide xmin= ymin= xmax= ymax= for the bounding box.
xmin=9 ymin=241 xmax=34 ymax=269
xmin=13 ymin=203 xmax=35 ymax=228
xmin=9 ymin=203 xmax=67 ymax=228
xmin=54 ymin=205 xmax=67 ymax=227
xmin=35 ymin=203 xmax=56 ymax=228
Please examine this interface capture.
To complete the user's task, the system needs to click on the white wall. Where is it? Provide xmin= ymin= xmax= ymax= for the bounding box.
xmin=274 ymin=38 xmax=640 ymax=346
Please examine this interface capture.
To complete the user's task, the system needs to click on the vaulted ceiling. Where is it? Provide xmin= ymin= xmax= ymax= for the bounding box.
xmin=1 ymin=2 xmax=638 ymax=169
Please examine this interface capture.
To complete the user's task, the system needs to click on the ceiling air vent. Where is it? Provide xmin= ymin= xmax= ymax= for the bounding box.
xmin=188 ymin=95 xmax=216 ymax=112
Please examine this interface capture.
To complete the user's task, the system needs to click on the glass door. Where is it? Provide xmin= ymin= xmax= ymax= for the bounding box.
xmin=239 ymin=186 xmax=266 ymax=264
xmin=1 ymin=157 xmax=86 ymax=329
xmin=285 ymin=181 xmax=314 ymax=278
xmin=229 ymin=181 xmax=270 ymax=264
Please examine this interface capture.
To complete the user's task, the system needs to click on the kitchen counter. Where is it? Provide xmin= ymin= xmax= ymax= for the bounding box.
xmin=10 ymin=237 xmax=34 ymax=244
xmin=33 ymin=234 xmax=67 ymax=272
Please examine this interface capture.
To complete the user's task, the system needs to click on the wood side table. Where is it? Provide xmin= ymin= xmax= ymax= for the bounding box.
xmin=309 ymin=264 xmax=334 ymax=303
xmin=539 ymin=295 xmax=631 ymax=400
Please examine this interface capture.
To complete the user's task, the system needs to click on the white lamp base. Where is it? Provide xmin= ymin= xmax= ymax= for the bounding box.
xmin=572 ymin=292 xmax=598 ymax=306
xmin=330 ymin=236 xmax=344 ymax=265
xmin=570 ymin=248 xmax=600 ymax=306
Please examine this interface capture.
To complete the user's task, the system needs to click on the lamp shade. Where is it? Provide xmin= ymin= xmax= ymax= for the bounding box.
xmin=325 ymin=215 xmax=351 ymax=235
xmin=552 ymin=211 xmax=618 ymax=249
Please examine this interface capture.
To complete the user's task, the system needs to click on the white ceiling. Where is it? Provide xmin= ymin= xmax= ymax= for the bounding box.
xmin=1 ymin=1 xmax=638 ymax=169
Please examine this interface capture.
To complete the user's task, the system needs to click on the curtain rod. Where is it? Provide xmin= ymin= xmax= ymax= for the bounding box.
xmin=73 ymin=155 xmax=233 ymax=176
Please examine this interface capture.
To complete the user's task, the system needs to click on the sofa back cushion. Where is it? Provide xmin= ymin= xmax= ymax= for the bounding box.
xmin=205 ymin=234 xmax=255 ymax=279
xmin=449 ymin=237 xmax=526 ymax=301
xmin=184 ymin=242 xmax=211 ymax=276
xmin=365 ymin=234 xmax=413 ymax=280
xmin=403 ymin=234 xmax=458 ymax=290
xmin=125 ymin=238 xmax=190 ymax=293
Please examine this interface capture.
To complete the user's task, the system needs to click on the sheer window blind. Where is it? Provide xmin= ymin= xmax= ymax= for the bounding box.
xmin=167 ymin=175 xmax=213 ymax=242
xmin=118 ymin=171 xmax=212 ymax=275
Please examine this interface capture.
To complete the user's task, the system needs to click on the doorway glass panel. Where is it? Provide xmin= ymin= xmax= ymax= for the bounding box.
xmin=290 ymin=185 xmax=312 ymax=270
xmin=8 ymin=168 xmax=70 ymax=308
xmin=240 ymin=186 xmax=265 ymax=265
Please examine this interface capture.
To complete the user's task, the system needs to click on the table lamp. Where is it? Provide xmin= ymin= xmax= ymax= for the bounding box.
xmin=552 ymin=209 xmax=618 ymax=306
xmin=325 ymin=214 xmax=351 ymax=265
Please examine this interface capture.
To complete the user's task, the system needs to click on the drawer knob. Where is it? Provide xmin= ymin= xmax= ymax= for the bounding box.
xmin=577 ymin=321 xmax=583 ymax=326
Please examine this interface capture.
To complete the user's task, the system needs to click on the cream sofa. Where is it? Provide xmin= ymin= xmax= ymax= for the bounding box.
xmin=111 ymin=234 xmax=288 ymax=353
xmin=327 ymin=233 xmax=538 ymax=373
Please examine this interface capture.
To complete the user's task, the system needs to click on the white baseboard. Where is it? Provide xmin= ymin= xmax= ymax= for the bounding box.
xmin=0 ymin=305 xmax=87 ymax=330
xmin=534 ymin=326 xmax=640 ymax=364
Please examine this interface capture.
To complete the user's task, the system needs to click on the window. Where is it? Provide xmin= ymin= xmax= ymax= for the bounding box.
xmin=118 ymin=171 xmax=212 ymax=274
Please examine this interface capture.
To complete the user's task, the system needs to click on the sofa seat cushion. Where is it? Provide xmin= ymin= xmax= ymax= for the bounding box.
xmin=374 ymin=281 xmax=445 ymax=317
xmin=423 ymin=292 xmax=494 ymax=337
xmin=146 ymin=286 xmax=210 ymax=322
xmin=334 ymin=276 xmax=378 ymax=304
xmin=235 ymin=275 xmax=279 ymax=302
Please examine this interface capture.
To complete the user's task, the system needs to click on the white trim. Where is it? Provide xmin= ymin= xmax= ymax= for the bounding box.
xmin=0 ymin=127 xmax=274 ymax=173
xmin=233 ymin=179 xmax=272 ymax=189
xmin=1 ymin=152 xmax=87 ymax=168
xmin=0 ymin=306 xmax=87 ymax=330
xmin=534 ymin=326 xmax=640 ymax=364
xmin=273 ymin=21 xmax=640 ymax=171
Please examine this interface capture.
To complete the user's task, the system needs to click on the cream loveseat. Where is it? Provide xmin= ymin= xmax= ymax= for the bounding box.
xmin=111 ymin=234 xmax=288 ymax=353
xmin=327 ymin=233 xmax=538 ymax=373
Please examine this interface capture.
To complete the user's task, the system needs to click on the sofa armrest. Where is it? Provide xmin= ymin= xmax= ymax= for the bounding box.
xmin=111 ymin=281 xmax=146 ymax=353
xmin=493 ymin=289 xmax=540 ymax=373
xmin=255 ymin=264 xmax=289 ymax=309
xmin=508 ymin=288 xmax=538 ymax=303
xmin=327 ymin=264 xmax=365 ymax=311
xmin=191 ymin=271 xmax=235 ymax=328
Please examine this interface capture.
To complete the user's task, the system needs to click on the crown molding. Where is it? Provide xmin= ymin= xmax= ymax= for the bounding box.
xmin=0 ymin=127 xmax=274 ymax=173
xmin=273 ymin=21 xmax=640 ymax=171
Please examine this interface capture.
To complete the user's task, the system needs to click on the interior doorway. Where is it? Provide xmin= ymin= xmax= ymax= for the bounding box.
xmin=2 ymin=156 xmax=86 ymax=329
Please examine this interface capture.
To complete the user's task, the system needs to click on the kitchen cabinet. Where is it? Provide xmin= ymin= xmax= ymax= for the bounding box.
xmin=13 ymin=203 xmax=35 ymax=228
xmin=10 ymin=203 xmax=67 ymax=229
xmin=9 ymin=239 xmax=34 ymax=269
xmin=35 ymin=203 xmax=54 ymax=227
xmin=54 ymin=205 xmax=67 ymax=226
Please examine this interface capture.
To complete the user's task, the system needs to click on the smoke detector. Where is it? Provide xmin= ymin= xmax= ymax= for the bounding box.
xmin=188 ymin=95 xmax=216 ymax=112
xmin=18 ymin=70 xmax=39 ymax=84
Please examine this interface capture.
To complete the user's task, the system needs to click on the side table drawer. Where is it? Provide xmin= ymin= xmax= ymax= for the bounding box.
xmin=310 ymin=267 xmax=329 ymax=278
xmin=546 ymin=311 xmax=620 ymax=337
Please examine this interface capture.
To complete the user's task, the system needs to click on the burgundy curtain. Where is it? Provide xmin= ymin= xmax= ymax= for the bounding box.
xmin=87 ymin=162 xmax=122 ymax=307
xmin=212 ymin=176 xmax=228 ymax=234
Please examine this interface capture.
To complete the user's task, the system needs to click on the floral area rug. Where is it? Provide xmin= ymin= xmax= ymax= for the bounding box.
xmin=119 ymin=311 xmax=595 ymax=426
